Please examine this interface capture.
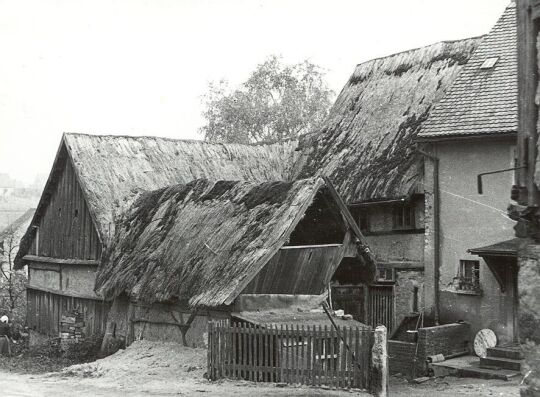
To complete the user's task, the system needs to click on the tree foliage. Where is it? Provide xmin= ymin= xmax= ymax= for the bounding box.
xmin=200 ymin=55 xmax=334 ymax=144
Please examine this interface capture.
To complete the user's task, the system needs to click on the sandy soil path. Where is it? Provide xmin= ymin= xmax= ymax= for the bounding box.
xmin=0 ymin=340 xmax=523 ymax=396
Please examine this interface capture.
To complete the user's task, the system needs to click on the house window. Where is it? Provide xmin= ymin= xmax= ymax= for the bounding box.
xmin=358 ymin=209 xmax=370 ymax=233
xmin=376 ymin=268 xmax=395 ymax=282
xmin=392 ymin=203 xmax=415 ymax=230
xmin=456 ymin=260 xmax=480 ymax=292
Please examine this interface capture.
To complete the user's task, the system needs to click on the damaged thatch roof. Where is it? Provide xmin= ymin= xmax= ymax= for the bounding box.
xmin=418 ymin=4 xmax=517 ymax=139
xmin=22 ymin=133 xmax=298 ymax=249
xmin=95 ymin=177 xmax=331 ymax=307
xmin=293 ymin=37 xmax=482 ymax=203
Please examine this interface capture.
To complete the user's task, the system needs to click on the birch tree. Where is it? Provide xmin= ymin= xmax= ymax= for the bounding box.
xmin=200 ymin=55 xmax=334 ymax=144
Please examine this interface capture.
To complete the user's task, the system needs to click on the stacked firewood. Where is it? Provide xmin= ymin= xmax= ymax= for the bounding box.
xmin=59 ymin=309 xmax=85 ymax=343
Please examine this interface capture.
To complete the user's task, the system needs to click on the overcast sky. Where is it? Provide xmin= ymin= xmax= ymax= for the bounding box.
xmin=0 ymin=0 xmax=510 ymax=184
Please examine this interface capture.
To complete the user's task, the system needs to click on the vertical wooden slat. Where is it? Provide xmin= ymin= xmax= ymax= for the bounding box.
xmin=240 ymin=322 xmax=245 ymax=380
xmin=264 ymin=325 xmax=269 ymax=382
xmin=322 ymin=325 xmax=329 ymax=385
xmin=330 ymin=324 xmax=335 ymax=389
xmin=219 ymin=321 xmax=224 ymax=379
xmin=283 ymin=324 xmax=288 ymax=384
xmin=277 ymin=325 xmax=282 ymax=383
xmin=307 ymin=325 xmax=313 ymax=387
xmin=257 ymin=325 xmax=262 ymax=382
xmin=267 ymin=325 xmax=272 ymax=382
xmin=207 ymin=321 xmax=212 ymax=379
xmin=248 ymin=323 xmax=253 ymax=381
xmin=364 ymin=329 xmax=370 ymax=390
xmin=313 ymin=325 xmax=318 ymax=387
xmin=224 ymin=321 xmax=229 ymax=378
xmin=217 ymin=321 xmax=222 ymax=379
xmin=354 ymin=327 xmax=360 ymax=388
xmin=231 ymin=322 xmax=237 ymax=379
xmin=292 ymin=324 xmax=297 ymax=384
xmin=300 ymin=325 xmax=305 ymax=385
xmin=340 ymin=327 xmax=347 ymax=387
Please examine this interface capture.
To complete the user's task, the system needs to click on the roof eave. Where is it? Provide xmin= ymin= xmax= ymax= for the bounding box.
xmin=416 ymin=131 xmax=517 ymax=143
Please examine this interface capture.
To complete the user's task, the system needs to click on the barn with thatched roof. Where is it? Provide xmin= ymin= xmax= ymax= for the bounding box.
xmin=292 ymin=37 xmax=482 ymax=330
xmin=15 ymin=133 xmax=298 ymax=337
xmin=95 ymin=177 xmax=372 ymax=348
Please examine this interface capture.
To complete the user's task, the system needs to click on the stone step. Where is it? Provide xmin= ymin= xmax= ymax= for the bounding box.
xmin=458 ymin=365 xmax=521 ymax=381
xmin=487 ymin=346 xmax=524 ymax=360
xmin=430 ymin=355 xmax=522 ymax=381
xmin=480 ymin=356 xmax=522 ymax=371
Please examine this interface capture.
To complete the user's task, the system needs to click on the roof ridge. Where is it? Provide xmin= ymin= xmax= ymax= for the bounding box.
xmin=63 ymin=132 xmax=297 ymax=147
xmin=353 ymin=35 xmax=485 ymax=69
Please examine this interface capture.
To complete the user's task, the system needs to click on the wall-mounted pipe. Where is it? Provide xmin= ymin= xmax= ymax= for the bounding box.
xmin=477 ymin=166 xmax=526 ymax=195
xmin=417 ymin=149 xmax=440 ymax=325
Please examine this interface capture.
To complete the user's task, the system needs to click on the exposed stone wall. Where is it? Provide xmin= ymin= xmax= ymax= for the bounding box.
xmin=518 ymin=244 xmax=540 ymax=395
xmin=394 ymin=270 xmax=424 ymax=327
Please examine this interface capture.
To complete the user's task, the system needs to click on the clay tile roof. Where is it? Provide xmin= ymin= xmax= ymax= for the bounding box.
xmin=418 ymin=3 xmax=517 ymax=139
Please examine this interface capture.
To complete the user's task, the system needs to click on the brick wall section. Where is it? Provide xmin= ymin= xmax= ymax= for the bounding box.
xmin=417 ymin=323 xmax=471 ymax=358
xmin=388 ymin=340 xmax=423 ymax=378
xmin=389 ymin=322 xmax=470 ymax=379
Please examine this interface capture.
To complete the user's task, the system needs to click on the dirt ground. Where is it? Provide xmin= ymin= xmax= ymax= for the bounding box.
xmin=0 ymin=340 xmax=524 ymax=396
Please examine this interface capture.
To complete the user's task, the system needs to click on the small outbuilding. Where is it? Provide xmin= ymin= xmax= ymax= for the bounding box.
xmin=95 ymin=177 xmax=375 ymax=349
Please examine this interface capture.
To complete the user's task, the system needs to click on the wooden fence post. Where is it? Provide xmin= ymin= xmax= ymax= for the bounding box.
xmin=371 ymin=325 xmax=388 ymax=397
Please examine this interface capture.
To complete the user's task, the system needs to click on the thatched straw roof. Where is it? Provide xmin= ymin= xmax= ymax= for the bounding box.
xmin=293 ymin=37 xmax=482 ymax=203
xmin=95 ymin=177 xmax=339 ymax=307
xmin=418 ymin=4 xmax=517 ymax=139
xmin=18 ymin=133 xmax=298 ymax=252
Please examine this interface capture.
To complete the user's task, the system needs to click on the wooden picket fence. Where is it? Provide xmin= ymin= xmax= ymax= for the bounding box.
xmin=207 ymin=320 xmax=374 ymax=390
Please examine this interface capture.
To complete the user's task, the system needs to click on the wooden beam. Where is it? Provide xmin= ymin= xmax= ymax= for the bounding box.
xmin=322 ymin=176 xmax=377 ymax=269
xmin=28 ymin=263 xmax=61 ymax=272
xmin=23 ymin=255 xmax=100 ymax=266
xmin=26 ymin=284 xmax=103 ymax=301
xmin=517 ymin=0 xmax=540 ymax=207
xmin=280 ymin=244 xmax=343 ymax=250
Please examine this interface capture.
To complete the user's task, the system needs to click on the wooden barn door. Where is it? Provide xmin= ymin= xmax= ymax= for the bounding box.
xmin=331 ymin=285 xmax=366 ymax=321
xmin=367 ymin=284 xmax=395 ymax=332
xmin=332 ymin=284 xmax=395 ymax=332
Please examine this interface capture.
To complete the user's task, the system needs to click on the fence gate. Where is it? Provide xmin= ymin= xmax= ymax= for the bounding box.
xmin=333 ymin=284 xmax=394 ymax=333
xmin=207 ymin=320 xmax=374 ymax=391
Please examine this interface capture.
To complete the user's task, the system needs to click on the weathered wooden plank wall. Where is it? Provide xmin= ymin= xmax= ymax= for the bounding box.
xmin=27 ymin=288 xmax=110 ymax=336
xmin=242 ymin=245 xmax=345 ymax=295
xmin=29 ymin=155 xmax=101 ymax=260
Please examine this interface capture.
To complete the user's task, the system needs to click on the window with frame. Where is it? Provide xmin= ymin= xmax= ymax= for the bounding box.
xmin=457 ymin=260 xmax=480 ymax=292
xmin=358 ymin=209 xmax=370 ymax=233
xmin=376 ymin=268 xmax=395 ymax=282
xmin=392 ymin=203 xmax=415 ymax=230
